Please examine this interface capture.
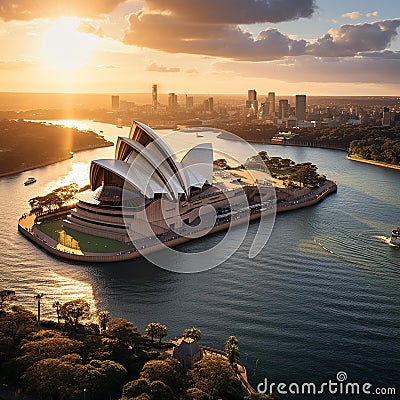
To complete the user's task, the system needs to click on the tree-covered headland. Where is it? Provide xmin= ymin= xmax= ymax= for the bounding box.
xmin=0 ymin=119 xmax=112 ymax=176
xmin=0 ymin=291 xmax=277 ymax=400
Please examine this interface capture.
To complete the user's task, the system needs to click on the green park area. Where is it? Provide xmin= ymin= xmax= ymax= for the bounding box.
xmin=36 ymin=217 xmax=134 ymax=253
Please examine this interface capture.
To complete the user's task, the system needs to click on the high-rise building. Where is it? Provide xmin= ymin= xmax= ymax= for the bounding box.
xmin=258 ymin=102 xmax=270 ymax=119
xmin=168 ymin=93 xmax=178 ymax=111
xmin=279 ymin=99 xmax=289 ymax=120
xmin=186 ymin=95 xmax=194 ymax=110
xmin=268 ymin=92 xmax=275 ymax=119
xmin=382 ymin=107 xmax=391 ymax=126
xmin=111 ymin=95 xmax=120 ymax=111
xmin=152 ymin=84 xmax=158 ymax=112
xmin=295 ymin=95 xmax=307 ymax=121
xmin=208 ymin=97 xmax=214 ymax=113
xmin=246 ymin=89 xmax=258 ymax=115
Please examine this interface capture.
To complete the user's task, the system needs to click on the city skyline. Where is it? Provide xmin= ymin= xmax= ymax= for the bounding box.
xmin=0 ymin=0 xmax=399 ymax=95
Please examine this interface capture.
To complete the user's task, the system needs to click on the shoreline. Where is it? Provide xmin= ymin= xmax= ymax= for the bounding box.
xmin=347 ymin=155 xmax=400 ymax=171
xmin=18 ymin=181 xmax=337 ymax=263
xmin=0 ymin=142 xmax=113 ymax=178
xmin=217 ymin=133 xmax=348 ymax=151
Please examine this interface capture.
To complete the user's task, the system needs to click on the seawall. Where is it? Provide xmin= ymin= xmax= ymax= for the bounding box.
xmin=18 ymin=181 xmax=337 ymax=263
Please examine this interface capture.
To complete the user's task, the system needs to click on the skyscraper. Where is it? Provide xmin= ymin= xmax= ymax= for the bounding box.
xmin=152 ymin=84 xmax=158 ymax=112
xmin=382 ymin=107 xmax=391 ymax=126
xmin=111 ymin=95 xmax=119 ymax=111
xmin=295 ymin=95 xmax=307 ymax=121
xmin=268 ymin=92 xmax=275 ymax=119
xmin=279 ymin=99 xmax=289 ymax=119
xmin=168 ymin=93 xmax=178 ymax=111
xmin=246 ymin=89 xmax=258 ymax=115
xmin=186 ymin=95 xmax=194 ymax=110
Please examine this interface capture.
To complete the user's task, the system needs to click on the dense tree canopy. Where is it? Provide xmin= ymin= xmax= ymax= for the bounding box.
xmin=0 ymin=119 xmax=112 ymax=175
xmin=190 ymin=354 xmax=236 ymax=399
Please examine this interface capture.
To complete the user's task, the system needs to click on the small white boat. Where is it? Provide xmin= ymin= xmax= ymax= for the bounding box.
xmin=390 ymin=227 xmax=400 ymax=246
xmin=24 ymin=177 xmax=37 ymax=186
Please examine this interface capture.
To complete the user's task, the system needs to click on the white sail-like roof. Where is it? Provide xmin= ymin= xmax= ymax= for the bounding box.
xmin=90 ymin=121 xmax=214 ymax=200
xmin=181 ymin=143 xmax=213 ymax=188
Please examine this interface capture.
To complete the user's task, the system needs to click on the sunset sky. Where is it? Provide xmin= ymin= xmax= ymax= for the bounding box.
xmin=0 ymin=0 xmax=399 ymax=95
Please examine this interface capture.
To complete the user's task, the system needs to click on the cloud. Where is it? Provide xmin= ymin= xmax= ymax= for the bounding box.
xmin=78 ymin=22 xmax=103 ymax=37
xmin=342 ymin=11 xmax=362 ymax=20
xmin=0 ymin=60 xmax=34 ymax=69
xmin=143 ymin=0 xmax=316 ymax=24
xmin=213 ymin=54 xmax=400 ymax=84
xmin=342 ymin=11 xmax=379 ymax=20
xmin=358 ymin=50 xmax=400 ymax=59
xmin=146 ymin=62 xmax=180 ymax=72
xmin=307 ymin=20 xmax=400 ymax=57
xmin=0 ymin=0 xmax=126 ymax=21
xmin=124 ymin=13 xmax=400 ymax=61
xmin=124 ymin=12 xmax=308 ymax=61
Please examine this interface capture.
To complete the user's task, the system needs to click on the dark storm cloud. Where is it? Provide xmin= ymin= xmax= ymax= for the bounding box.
xmin=0 ymin=0 xmax=126 ymax=21
xmin=144 ymin=0 xmax=316 ymax=24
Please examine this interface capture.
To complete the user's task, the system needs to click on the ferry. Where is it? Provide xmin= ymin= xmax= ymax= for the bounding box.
xmin=390 ymin=227 xmax=400 ymax=246
xmin=24 ymin=177 xmax=37 ymax=186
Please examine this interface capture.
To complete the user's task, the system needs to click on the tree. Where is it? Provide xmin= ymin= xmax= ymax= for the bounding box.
xmin=1 ymin=305 xmax=36 ymax=336
xmin=60 ymin=299 xmax=90 ymax=330
xmin=190 ymin=354 xmax=236 ymax=400
xmin=33 ymin=293 xmax=44 ymax=329
xmin=122 ymin=378 xmax=151 ymax=399
xmin=21 ymin=358 xmax=75 ymax=400
xmin=52 ymin=301 xmax=61 ymax=329
xmin=98 ymin=310 xmax=111 ymax=332
xmin=145 ymin=322 xmax=159 ymax=343
xmin=150 ymin=380 xmax=176 ymax=400
xmin=183 ymin=327 xmax=201 ymax=342
xmin=18 ymin=335 xmax=83 ymax=368
xmin=183 ymin=387 xmax=207 ymax=400
xmin=155 ymin=323 xmax=168 ymax=345
xmin=0 ymin=290 xmax=15 ymax=310
xmin=140 ymin=358 xmax=184 ymax=394
xmin=244 ymin=394 xmax=280 ymax=399
xmin=106 ymin=318 xmax=141 ymax=348
xmin=225 ymin=336 xmax=240 ymax=365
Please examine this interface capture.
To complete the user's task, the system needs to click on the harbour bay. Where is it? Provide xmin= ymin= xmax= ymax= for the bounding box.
xmin=0 ymin=120 xmax=399 ymax=396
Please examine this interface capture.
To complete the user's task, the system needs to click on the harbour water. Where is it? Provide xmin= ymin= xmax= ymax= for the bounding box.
xmin=0 ymin=120 xmax=399 ymax=397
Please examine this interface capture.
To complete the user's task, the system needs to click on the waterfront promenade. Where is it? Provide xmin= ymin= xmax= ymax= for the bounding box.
xmin=18 ymin=181 xmax=337 ymax=263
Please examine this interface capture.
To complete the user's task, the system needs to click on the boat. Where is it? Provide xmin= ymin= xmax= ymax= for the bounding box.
xmin=390 ymin=227 xmax=400 ymax=246
xmin=24 ymin=177 xmax=37 ymax=186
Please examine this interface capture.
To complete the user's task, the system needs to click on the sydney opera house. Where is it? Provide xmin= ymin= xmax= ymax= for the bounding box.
xmin=63 ymin=121 xmax=265 ymax=245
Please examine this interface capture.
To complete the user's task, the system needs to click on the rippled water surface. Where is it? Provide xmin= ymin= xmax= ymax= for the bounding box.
xmin=1 ymin=120 xmax=399 ymax=396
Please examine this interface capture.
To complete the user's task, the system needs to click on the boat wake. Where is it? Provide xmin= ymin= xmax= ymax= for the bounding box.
xmin=373 ymin=235 xmax=399 ymax=247
xmin=313 ymin=239 xmax=335 ymax=255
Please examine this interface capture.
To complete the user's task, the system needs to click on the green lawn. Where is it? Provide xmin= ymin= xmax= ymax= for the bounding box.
xmin=36 ymin=217 xmax=134 ymax=253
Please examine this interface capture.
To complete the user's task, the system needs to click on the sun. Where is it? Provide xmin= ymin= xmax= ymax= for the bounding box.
xmin=41 ymin=17 xmax=97 ymax=69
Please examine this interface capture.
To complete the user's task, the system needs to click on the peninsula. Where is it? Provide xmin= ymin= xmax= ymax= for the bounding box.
xmin=0 ymin=119 xmax=113 ymax=177
xmin=18 ymin=121 xmax=337 ymax=263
